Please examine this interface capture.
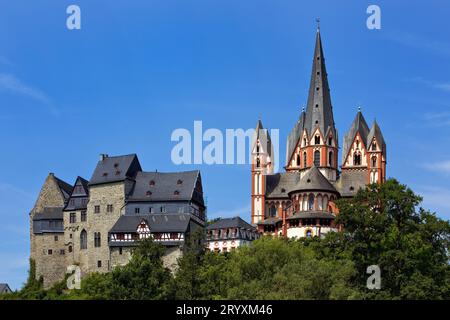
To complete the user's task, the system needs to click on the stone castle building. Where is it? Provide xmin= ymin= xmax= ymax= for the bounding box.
xmin=251 ymin=28 xmax=387 ymax=238
xmin=30 ymin=154 xmax=206 ymax=288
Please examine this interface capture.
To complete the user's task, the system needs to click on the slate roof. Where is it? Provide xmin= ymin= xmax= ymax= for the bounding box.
xmin=303 ymin=30 xmax=336 ymax=140
xmin=89 ymin=154 xmax=142 ymax=186
xmin=64 ymin=176 xmax=89 ymax=211
xmin=286 ymin=29 xmax=337 ymax=166
xmin=254 ymin=120 xmax=273 ymax=158
xmin=342 ymin=111 xmax=370 ymax=163
xmin=287 ymin=211 xmax=335 ymax=220
xmin=0 ymin=283 xmax=11 ymax=293
xmin=258 ymin=217 xmax=282 ymax=225
xmin=334 ymin=169 xmax=368 ymax=197
xmin=127 ymin=170 xmax=204 ymax=206
xmin=289 ymin=166 xmax=338 ymax=194
xmin=109 ymin=213 xmax=192 ymax=233
xmin=53 ymin=176 xmax=73 ymax=201
xmin=265 ymin=172 xmax=298 ymax=199
xmin=207 ymin=217 xmax=254 ymax=230
xmin=33 ymin=207 xmax=64 ymax=221
xmin=367 ymin=120 xmax=387 ymax=158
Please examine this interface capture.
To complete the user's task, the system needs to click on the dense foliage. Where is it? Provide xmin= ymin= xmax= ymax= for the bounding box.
xmin=2 ymin=179 xmax=449 ymax=300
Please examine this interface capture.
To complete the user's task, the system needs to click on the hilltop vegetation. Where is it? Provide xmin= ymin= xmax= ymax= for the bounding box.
xmin=2 ymin=179 xmax=449 ymax=300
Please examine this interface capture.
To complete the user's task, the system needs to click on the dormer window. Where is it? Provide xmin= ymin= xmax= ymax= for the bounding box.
xmin=149 ymin=180 xmax=155 ymax=186
xmin=102 ymin=172 xmax=108 ymax=177
xmin=174 ymin=190 xmax=180 ymax=196
xmin=177 ymin=179 xmax=183 ymax=185
xmin=115 ymin=170 xmax=121 ymax=176
xmin=114 ymin=163 xmax=119 ymax=168
xmin=146 ymin=191 xmax=152 ymax=196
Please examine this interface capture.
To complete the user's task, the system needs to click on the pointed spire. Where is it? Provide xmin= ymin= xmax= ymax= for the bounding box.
xmin=342 ymin=110 xmax=370 ymax=163
xmin=367 ymin=119 xmax=386 ymax=157
xmin=304 ymin=26 xmax=336 ymax=140
xmin=254 ymin=119 xmax=272 ymax=158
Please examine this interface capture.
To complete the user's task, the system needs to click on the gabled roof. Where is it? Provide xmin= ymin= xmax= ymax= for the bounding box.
xmin=53 ymin=176 xmax=73 ymax=201
xmin=0 ymin=283 xmax=11 ymax=293
xmin=207 ymin=216 xmax=254 ymax=230
xmin=127 ymin=170 xmax=204 ymax=206
xmin=342 ymin=111 xmax=370 ymax=163
xmin=254 ymin=120 xmax=273 ymax=158
xmin=367 ymin=120 xmax=386 ymax=157
xmin=303 ymin=29 xmax=336 ymax=141
xmin=109 ymin=213 xmax=192 ymax=233
xmin=286 ymin=111 xmax=306 ymax=166
xmin=89 ymin=154 xmax=142 ymax=186
xmin=64 ymin=176 xmax=89 ymax=211
xmin=289 ymin=165 xmax=338 ymax=194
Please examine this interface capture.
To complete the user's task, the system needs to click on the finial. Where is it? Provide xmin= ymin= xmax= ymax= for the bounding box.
xmin=358 ymin=105 xmax=362 ymax=112
xmin=316 ymin=18 xmax=320 ymax=31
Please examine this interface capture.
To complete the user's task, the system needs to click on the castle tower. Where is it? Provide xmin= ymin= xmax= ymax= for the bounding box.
xmin=251 ymin=120 xmax=273 ymax=224
xmin=285 ymin=28 xmax=338 ymax=182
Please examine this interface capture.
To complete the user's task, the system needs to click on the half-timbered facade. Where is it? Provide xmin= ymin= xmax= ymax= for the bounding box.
xmin=206 ymin=217 xmax=260 ymax=253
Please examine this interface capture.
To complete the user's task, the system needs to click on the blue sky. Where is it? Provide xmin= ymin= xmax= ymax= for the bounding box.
xmin=1 ymin=0 xmax=450 ymax=289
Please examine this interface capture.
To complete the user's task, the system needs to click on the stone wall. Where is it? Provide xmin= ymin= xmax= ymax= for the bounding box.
xmin=86 ymin=182 xmax=126 ymax=273
xmin=63 ymin=209 xmax=89 ymax=275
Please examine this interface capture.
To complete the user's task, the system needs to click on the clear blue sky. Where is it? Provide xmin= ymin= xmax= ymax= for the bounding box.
xmin=1 ymin=1 xmax=449 ymax=289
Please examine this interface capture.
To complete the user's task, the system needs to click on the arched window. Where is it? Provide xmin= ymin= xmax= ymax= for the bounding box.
xmin=308 ymin=194 xmax=314 ymax=211
xmin=94 ymin=232 xmax=101 ymax=247
xmin=305 ymin=230 xmax=312 ymax=238
xmin=303 ymin=138 xmax=307 ymax=147
xmin=296 ymin=154 xmax=300 ymax=166
xmin=302 ymin=196 xmax=307 ymax=211
xmin=328 ymin=137 xmax=332 ymax=146
xmin=256 ymin=158 xmax=260 ymax=168
xmin=328 ymin=151 xmax=333 ymax=167
xmin=314 ymin=150 xmax=320 ymax=166
xmin=372 ymin=156 xmax=377 ymax=168
xmin=355 ymin=140 xmax=360 ymax=149
xmin=80 ymin=230 xmax=87 ymax=250
xmin=372 ymin=142 xmax=377 ymax=151
xmin=303 ymin=152 xmax=307 ymax=167
xmin=323 ymin=196 xmax=329 ymax=212
xmin=269 ymin=205 xmax=277 ymax=217
xmin=256 ymin=144 xmax=260 ymax=153
xmin=314 ymin=135 xmax=320 ymax=145
xmin=353 ymin=153 xmax=361 ymax=166
xmin=317 ymin=195 xmax=323 ymax=210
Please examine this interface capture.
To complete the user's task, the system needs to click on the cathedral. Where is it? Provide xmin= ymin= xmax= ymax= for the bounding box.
xmin=251 ymin=28 xmax=387 ymax=238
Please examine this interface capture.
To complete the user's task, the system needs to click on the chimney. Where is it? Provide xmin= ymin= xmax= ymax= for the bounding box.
xmin=99 ymin=154 xmax=109 ymax=161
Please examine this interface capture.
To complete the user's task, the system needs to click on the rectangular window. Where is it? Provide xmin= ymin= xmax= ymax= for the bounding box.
xmin=48 ymin=249 xmax=52 ymax=255
xmin=68 ymin=246 xmax=72 ymax=253
xmin=149 ymin=207 xmax=154 ymax=213
xmin=161 ymin=206 xmax=166 ymax=213
xmin=94 ymin=205 xmax=100 ymax=213
xmin=119 ymin=247 xmax=123 ymax=255
xmin=54 ymin=235 xmax=58 ymax=241
xmin=107 ymin=204 xmax=113 ymax=213
xmin=70 ymin=212 xmax=76 ymax=223
xmin=97 ymin=260 xmax=102 ymax=268
xmin=81 ymin=211 xmax=87 ymax=222
xmin=135 ymin=207 xmax=140 ymax=214
xmin=94 ymin=232 xmax=101 ymax=247
xmin=60 ymin=249 xmax=65 ymax=255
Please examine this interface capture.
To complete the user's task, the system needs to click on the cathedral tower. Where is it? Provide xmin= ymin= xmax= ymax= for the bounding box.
xmin=285 ymin=28 xmax=338 ymax=182
xmin=251 ymin=120 xmax=273 ymax=224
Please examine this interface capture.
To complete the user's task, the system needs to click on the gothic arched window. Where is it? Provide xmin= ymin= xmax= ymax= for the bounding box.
xmin=269 ymin=205 xmax=277 ymax=217
xmin=308 ymin=194 xmax=315 ymax=211
xmin=314 ymin=135 xmax=320 ymax=145
xmin=303 ymin=152 xmax=307 ymax=168
xmin=314 ymin=150 xmax=320 ymax=167
xmin=328 ymin=151 xmax=333 ymax=167
xmin=256 ymin=158 xmax=260 ymax=168
xmin=80 ymin=230 xmax=87 ymax=250
xmin=372 ymin=142 xmax=377 ymax=151
xmin=303 ymin=138 xmax=307 ymax=147
xmin=353 ymin=153 xmax=361 ymax=166
xmin=296 ymin=154 xmax=300 ymax=166
xmin=372 ymin=156 xmax=377 ymax=168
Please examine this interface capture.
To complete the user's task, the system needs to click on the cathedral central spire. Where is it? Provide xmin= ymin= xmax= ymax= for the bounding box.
xmin=303 ymin=28 xmax=336 ymax=141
